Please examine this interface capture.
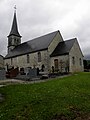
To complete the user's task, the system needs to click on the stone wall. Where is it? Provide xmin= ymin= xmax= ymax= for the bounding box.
xmin=0 ymin=55 xmax=4 ymax=69
xmin=69 ymin=40 xmax=84 ymax=72
xmin=4 ymin=50 xmax=49 ymax=72
xmin=8 ymin=35 xmax=21 ymax=53
xmin=50 ymin=55 xmax=69 ymax=72
xmin=48 ymin=32 xmax=63 ymax=55
xmin=47 ymin=31 xmax=64 ymax=71
xmin=4 ymin=58 xmax=11 ymax=66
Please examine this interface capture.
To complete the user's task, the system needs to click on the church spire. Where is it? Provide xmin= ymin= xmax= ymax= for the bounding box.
xmin=7 ymin=6 xmax=21 ymax=53
xmin=8 ymin=6 xmax=21 ymax=37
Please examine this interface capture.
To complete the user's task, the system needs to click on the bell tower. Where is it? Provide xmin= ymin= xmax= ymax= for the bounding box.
xmin=8 ymin=6 xmax=22 ymax=53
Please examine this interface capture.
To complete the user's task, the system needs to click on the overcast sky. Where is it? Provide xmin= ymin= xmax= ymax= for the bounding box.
xmin=0 ymin=0 xmax=90 ymax=57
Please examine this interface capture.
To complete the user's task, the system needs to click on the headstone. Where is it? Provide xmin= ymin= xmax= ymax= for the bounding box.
xmin=28 ymin=68 xmax=37 ymax=78
xmin=16 ymin=67 xmax=38 ymax=80
xmin=24 ymin=67 xmax=30 ymax=75
xmin=0 ymin=70 xmax=6 ymax=80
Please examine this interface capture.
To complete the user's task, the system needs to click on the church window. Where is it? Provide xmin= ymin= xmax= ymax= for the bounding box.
xmin=38 ymin=52 xmax=41 ymax=62
xmin=14 ymin=38 xmax=16 ymax=43
xmin=14 ymin=38 xmax=18 ymax=45
xmin=11 ymin=58 xmax=13 ymax=65
xmin=72 ymin=57 xmax=75 ymax=65
xmin=79 ymin=58 xmax=82 ymax=66
xmin=16 ymin=39 xmax=18 ymax=45
xmin=27 ymin=54 xmax=29 ymax=63
xmin=8 ymin=37 xmax=12 ymax=46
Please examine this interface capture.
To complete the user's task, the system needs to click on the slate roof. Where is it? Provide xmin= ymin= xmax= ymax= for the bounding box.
xmin=8 ymin=12 xmax=21 ymax=37
xmin=0 ymin=55 xmax=3 ymax=58
xmin=5 ymin=31 xmax=59 ymax=59
xmin=50 ymin=38 xmax=76 ymax=57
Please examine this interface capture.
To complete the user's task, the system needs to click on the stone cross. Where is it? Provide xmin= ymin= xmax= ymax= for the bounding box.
xmin=14 ymin=5 xmax=17 ymax=13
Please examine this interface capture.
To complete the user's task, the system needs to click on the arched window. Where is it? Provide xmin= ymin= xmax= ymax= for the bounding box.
xmin=72 ymin=57 xmax=75 ymax=65
xmin=38 ymin=52 xmax=41 ymax=62
xmin=79 ymin=58 xmax=82 ymax=66
xmin=54 ymin=59 xmax=59 ymax=71
xmin=11 ymin=58 xmax=13 ymax=65
xmin=27 ymin=54 xmax=29 ymax=63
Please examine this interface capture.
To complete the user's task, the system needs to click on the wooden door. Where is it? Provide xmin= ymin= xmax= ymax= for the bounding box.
xmin=54 ymin=59 xmax=59 ymax=71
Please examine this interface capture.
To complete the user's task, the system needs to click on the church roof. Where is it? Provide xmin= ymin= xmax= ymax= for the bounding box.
xmin=5 ymin=31 xmax=59 ymax=59
xmin=8 ymin=12 xmax=21 ymax=37
xmin=50 ymin=38 xmax=76 ymax=57
xmin=0 ymin=55 xmax=3 ymax=58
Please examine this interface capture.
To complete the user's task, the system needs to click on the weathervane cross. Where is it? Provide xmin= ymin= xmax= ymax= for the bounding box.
xmin=14 ymin=5 xmax=17 ymax=13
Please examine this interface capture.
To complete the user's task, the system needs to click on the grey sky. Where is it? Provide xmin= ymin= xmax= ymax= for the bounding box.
xmin=0 ymin=0 xmax=90 ymax=57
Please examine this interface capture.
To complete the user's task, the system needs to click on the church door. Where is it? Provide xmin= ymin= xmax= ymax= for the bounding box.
xmin=54 ymin=59 xmax=59 ymax=71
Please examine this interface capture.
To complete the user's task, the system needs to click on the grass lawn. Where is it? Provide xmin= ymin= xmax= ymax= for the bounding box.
xmin=0 ymin=72 xmax=90 ymax=120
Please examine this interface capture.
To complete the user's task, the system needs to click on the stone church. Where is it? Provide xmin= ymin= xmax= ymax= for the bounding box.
xmin=4 ymin=11 xmax=84 ymax=73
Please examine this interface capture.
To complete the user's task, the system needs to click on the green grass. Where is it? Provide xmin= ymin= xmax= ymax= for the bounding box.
xmin=0 ymin=72 xmax=90 ymax=120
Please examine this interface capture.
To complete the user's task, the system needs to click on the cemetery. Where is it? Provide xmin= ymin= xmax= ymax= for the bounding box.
xmin=0 ymin=64 xmax=70 ymax=81
xmin=4 ymin=66 xmax=54 ymax=80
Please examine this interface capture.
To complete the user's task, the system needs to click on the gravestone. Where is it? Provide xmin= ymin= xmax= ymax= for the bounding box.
xmin=24 ymin=67 xmax=30 ymax=75
xmin=28 ymin=68 xmax=37 ymax=78
xmin=15 ymin=67 xmax=38 ymax=80
xmin=0 ymin=70 xmax=6 ymax=80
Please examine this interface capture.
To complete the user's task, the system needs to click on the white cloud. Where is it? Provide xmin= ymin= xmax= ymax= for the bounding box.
xmin=0 ymin=0 xmax=90 ymax=56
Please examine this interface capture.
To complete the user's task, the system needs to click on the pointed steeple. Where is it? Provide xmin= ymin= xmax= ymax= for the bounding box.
xmin=8 ymin=7 xmax=21 ymax=37
xmin=7 ymin=6 xmax=22 ymax=53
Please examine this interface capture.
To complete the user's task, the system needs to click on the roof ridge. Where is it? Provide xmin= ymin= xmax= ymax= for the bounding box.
xmin=65 ymin=38 xmax=77 ymax=41
xmin=50 ymin=38 xmax=76 ymax=57
xmin=22 ymin=30 xmax=59 ymax=43
xmin=9 ymin=30 xmax=59 ymax=50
